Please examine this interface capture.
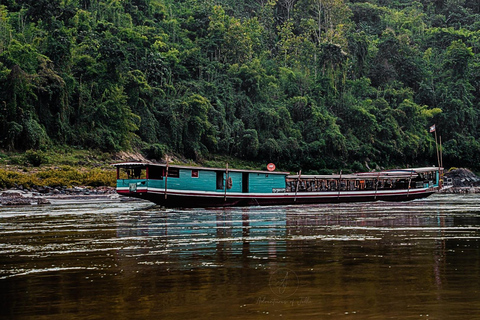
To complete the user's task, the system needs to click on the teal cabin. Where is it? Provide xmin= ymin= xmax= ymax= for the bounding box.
xmin=114 ymin=163 xmax=289 ymax=206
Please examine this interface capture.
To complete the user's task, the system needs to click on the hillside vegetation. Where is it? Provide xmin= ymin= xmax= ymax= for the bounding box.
xmin=0 ymin=0 xmax=479 ymax=172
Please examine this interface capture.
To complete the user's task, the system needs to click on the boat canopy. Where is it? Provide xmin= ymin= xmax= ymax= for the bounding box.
xmin=113 ymin=163 xmax=439 ymax=180
xmin=287 ymin=167 xmax=440 ymax=180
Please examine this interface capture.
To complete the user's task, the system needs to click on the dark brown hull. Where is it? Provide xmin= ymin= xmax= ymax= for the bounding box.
xmin=117 ymin=188 xmax=437 ymax=208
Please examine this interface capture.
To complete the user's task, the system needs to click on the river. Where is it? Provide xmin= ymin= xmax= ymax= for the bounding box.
xmin=1 ymin=194 xmax=480 ymax=319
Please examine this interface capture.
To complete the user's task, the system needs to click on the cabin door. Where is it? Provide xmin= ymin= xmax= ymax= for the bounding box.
xmin=242 ymin=173 xmax=249 ymax=193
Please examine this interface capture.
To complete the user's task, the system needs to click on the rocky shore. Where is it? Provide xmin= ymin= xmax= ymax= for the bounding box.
xmin=441 ymin=168 xmax=480 ymax=194
xmin=0 ymin=186 xmax=118 ymax=206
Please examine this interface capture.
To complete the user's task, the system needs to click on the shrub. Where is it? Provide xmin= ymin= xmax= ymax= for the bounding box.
xmin=0 ymin=166 xmax=117 ymax=190
xmin=352 ymin=161 xmax=366 ymax=172
xmin=24 ymin=150 xmax=48 ymax=167
xmin=83 ymin=169 xmax=116 ymax=187
xmin=142 ymin=143 xmax=169 ymax=161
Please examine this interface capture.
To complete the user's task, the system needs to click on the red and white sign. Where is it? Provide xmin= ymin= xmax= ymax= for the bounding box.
xmin=267 ymin=163 xmax=276 ymax=171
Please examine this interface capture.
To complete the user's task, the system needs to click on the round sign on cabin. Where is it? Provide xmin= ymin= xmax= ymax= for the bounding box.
xmin=267 ymin=163 xmax=276 ymax=171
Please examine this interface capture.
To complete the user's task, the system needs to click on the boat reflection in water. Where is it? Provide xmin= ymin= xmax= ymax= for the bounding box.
xmin=114 ymin=207 xmax=289 ymax=270
xmin=108 ymin=197 xmax=479 ymax=319
xmin=114 ymin=201 xmax=454 ymax=269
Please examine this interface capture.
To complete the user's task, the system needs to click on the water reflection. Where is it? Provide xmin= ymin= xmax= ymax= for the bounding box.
xmin=113 ymin=207 xmax=288 ymax=271
xmin=1 ymin=194 xmax=480 ymax=319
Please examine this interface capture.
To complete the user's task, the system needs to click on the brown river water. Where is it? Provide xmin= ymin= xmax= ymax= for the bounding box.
xmin=1 ymin=194 xmax=480 ymax=319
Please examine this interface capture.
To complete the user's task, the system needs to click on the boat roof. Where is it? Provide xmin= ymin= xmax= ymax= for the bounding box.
xmin=113 ymin=162 xmax=440 ymax=179
xmin=112 ymin=162 xmax=290 ymax=175
xmin=287 ymin=167 xmax=440 ymax=180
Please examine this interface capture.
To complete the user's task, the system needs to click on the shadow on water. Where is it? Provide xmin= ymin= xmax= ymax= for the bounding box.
xmin=1 ymin=194 xmax=480 ymax=319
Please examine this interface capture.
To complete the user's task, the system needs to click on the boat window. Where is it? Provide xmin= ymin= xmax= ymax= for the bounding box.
xmin=216 ymin=171 xmax=224 ymax=189
xmin=117 ymin=167 xmax=147 ymax=179
xmin=133 ymin=168 xmax=142 ymax=179
xmin=167 ymin=168 xmax=180 ymax=178
xmin=192 ymin=170 xmax=199 ymax=178
xmin=118 ymin=169 xmax=129 ymax=179
xmin=149 ymin=166 xmax=164 ymax=180
xmin=242 ymin=172 xmax=249 ymax=193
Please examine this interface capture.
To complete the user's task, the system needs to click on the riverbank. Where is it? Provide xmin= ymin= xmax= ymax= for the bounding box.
xmin=0 ymin=149 xmax=145 ymax=205
xmin=1 ymin=158 xmax=478 ymax=206
xmin=1 ymin=178 xmax=475 ymax=207
xmin=0 ymin=186 xmax=120 ymax=206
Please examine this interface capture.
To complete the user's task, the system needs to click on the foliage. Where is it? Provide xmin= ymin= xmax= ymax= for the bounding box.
xmin=23 ymin=149 xmax=48 ymax=167
xmin=0 ymin=0 xmax=479 ymax=170
xmin=0 ymin=166 xmax=116 ymax=189
xmin=141 ymin=143 xmax=169 ymax=161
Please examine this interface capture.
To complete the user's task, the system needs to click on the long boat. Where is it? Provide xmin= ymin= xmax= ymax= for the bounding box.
xmin=113 ymin=162 xmax=442 ymax=207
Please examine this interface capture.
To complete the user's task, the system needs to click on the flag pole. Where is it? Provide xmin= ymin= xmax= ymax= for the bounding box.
xmin=430 ymin=124 xmax=442 ymax=189
xmin=435 ymin=129 xmax=439 ymax=167
xmin=440 ymin=135 xmax=444 ymax=188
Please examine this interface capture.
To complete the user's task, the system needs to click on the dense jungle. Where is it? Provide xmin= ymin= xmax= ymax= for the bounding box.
xmin=0 ymin=0 xmax=479 ymax=172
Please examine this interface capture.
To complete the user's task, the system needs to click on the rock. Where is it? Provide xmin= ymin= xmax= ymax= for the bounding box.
xmin=2 ymin=198 xmax=32 ymax=205
xmin=36 ymin=186 xmax=52 ymax=194
xmin=0 ymin=189 xmax=51 ymax=206
xmin=37 ymin=198 xmax=51 ymax=205
xmin=440 ymin=168 xmax=480 ymax=193
xmin=1 ymin=191 xmax=22 ymax=198
xmin=444 ymin=168 xmax=480 ymax=187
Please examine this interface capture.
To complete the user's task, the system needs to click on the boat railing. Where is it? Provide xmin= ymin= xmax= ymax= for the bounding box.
xmin=284 ymin=177 xmax=435 ymax=193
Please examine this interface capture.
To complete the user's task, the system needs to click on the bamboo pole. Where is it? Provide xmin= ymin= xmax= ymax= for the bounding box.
xmin=337 ymin=170 xmax=342 ymax=200
xmin=294 ymin=170 xmax=302 ymax=202
xmin=224 ymin=163 xmax=229 ymax=202
xmin=164 ymin=160 xmax=169 ymax=200
xmin=407 ymin=169 xmax=413 ymax=198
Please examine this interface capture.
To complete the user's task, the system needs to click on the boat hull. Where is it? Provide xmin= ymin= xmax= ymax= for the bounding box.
xmin=117 ymin=187 xmax=437 ymax=208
